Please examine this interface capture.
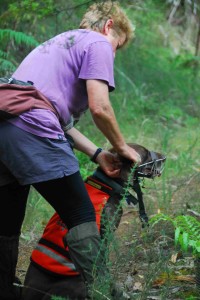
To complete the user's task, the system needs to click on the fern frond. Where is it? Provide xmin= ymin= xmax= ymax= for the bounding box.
xmin=0 ymin=58 xmax=15 ymax=73
xmin=150 ymin=214 xmax=200 ymax=256
xmin=0 ymin=29 xmax=39 ymax=47
xmin=0 ymin=50 xmax=8 ymax=59
xmin=182 ymin=231 xmax=189 ymax=252
xmin=176 ymin=216 xmax=200 ymax=240
xmin=149 ymin=213 xmax=175 ymax=227
xmin=175 ymin=227 xmax=181 ymax=246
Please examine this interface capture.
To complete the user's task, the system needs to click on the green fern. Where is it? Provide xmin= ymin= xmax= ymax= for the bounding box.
xmin=0 ymin=29 xmax=39 ymax=47
xmin=174 ymin=215 xmax=200 ymax=255
xmin=150 ymin=214 xmax=200 ymax=256
xmin=51 ymin=296 xmax=68 ymax=300
xmin=149 ymin=213 xmax=174 ymax=226
xmin=0 ymin=58 xmax=15 ymax=72
xmin=0 ymin=50 xmax=8 ymax=59
xmin=0 ymin=29 xmax=39 ymax=74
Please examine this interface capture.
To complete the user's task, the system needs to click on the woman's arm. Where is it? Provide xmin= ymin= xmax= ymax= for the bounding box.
xmin=67 ymin=127 xmax=121 ymax=177
xmin=86 ymin=79 xmax=141 ymax=164
xmin=66 ymin=127 xmax=99 ymax=158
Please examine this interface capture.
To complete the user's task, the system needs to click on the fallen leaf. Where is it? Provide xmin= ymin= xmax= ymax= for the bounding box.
xmin=147 ymin=296 xmax=161 ymax=300
xmin=170 ymin=253 xmax=179 ymax=263
xmin=125 ymin=240 xmax=135 ymax=246
xmin=152 ymin=278 xmax=166 ymax=287
xmin=133 ymin=282 xmax=143 ymax=291
xmin=153 ymin=273 xmax=196 ymax=287
xmin=173 ymin=275 xmax=196 ymax=283
xmin=121 ymin=221 xmax=130 ymax=225
xmin=170 ymin=252 xmax=182 ymax=263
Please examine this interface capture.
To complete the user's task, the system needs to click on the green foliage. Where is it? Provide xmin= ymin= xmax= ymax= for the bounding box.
xmin=8 ymin=0 xmax=56 ymax=18
xmin=150 ymin=214 xmax=200 ymax=256
xmin=0 ymin=29 xmax=38 ymax=47
xmin=21 ymin=187 xmax=54 ymax=240
xmin=115 ymin=0 xmax=200 ymax=125
xmin=0 ymin=58 xmax=15 ymax=74
xmin=175 ymin=215 xmax=200 ymax=255
xmin=51 ymin=296 xmax=67 ymax=300
xmin=75 ymin=150 xmax=96 ymax=179
xmin=0 ymin=29 xmax=38 ymax=75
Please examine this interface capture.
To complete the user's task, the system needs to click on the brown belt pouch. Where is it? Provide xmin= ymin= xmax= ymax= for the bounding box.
xmin=0 ymin=78 xmax=58 ymax=121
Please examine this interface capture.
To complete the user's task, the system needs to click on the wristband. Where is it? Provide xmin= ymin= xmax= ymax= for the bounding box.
xmin=90 ymin=148 xmax=103 ymax=163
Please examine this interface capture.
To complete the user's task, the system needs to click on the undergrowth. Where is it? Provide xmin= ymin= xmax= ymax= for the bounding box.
xmin=7 ymin=1 xmax=199 ymax=299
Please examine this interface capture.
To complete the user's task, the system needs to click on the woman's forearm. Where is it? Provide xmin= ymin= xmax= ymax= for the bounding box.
xmin=87 ymin=79 xmax=126 ymax=152
xmin=67 ymin=127 xmax=99 ymax=158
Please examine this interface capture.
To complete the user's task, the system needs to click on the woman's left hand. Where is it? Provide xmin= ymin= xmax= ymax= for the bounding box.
xmin=95 ymin=150 xmax=121 ymax=177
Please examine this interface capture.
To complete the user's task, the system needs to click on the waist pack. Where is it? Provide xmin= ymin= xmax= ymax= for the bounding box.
xmin=0 ymin=77 xmax=58 ymax=121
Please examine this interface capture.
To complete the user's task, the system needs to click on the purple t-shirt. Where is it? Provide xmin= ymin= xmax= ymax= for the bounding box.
xmin=9 ymin=30 xmax=115 ymax=139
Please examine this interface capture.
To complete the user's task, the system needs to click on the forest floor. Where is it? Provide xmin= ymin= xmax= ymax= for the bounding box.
xmin=17 ymin=203 xmax=199 ymax=300
xmin=110 ymin=207 xmax=198 ymax=300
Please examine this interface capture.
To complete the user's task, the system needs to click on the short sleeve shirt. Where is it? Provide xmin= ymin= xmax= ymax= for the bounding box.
xmin=10 ymin=30 xmax=115 ymax=139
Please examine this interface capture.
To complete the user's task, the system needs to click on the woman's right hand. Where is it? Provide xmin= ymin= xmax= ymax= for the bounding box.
xmin=117 ymin=144 xmax=141 ymax=166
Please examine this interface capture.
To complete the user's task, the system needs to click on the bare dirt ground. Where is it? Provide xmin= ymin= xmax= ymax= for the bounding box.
xmin=17 ymin=203 xmax=199 ymax=300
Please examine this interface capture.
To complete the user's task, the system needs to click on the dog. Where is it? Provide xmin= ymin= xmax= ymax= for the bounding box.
xmin=22 ymin=143 xmax=166 ymax=300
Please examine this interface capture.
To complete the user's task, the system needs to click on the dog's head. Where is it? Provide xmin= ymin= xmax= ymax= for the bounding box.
xmin=109 ymin=143 xmax=166 ymax=183
xmin=96 ymin=144 xmax=166 ymax=233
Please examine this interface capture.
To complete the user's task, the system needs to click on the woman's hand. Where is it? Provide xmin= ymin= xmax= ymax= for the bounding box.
xmin=116 ymin=144 xmax=141 ymax=166
xmin=95 ymin=150 xmax=122 ymax=177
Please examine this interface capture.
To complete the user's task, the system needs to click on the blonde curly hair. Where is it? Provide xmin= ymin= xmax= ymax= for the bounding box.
xmin=79 ymin=1 xmax=135 ymax=48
